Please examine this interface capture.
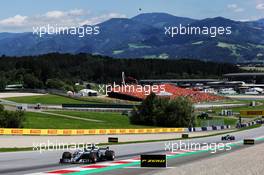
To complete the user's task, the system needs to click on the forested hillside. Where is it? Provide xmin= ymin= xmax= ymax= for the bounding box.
xmin=0 ymin=53 xmax=241 ymax=90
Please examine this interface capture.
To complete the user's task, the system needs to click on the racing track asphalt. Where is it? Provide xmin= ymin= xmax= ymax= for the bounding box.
xmin=94 ymin=137 xmax=264 ymax=175
xmin=0 ymin=125 xmax=263 ymax=175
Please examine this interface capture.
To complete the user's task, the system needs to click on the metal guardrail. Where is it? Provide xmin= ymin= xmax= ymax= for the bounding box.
xmin=62 ymin=103 xmax=137 ymax=109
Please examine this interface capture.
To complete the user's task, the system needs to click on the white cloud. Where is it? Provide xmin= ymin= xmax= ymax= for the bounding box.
xmin=227 ymin=4 xmax=244 ymax=12
xmin=80 ymin=13 xmax=126 ymax=25
xmin=45 ymin=11 xmax=66 ymax=18
xmin=68 ymin=9 xmax=85 ymax=16
xmin=256 ymin=3 xmax=264 ymax=10
xmin=227 ymin=4 xmax=238 ymax=9
xmin=0 ymin=9 xmax=126 ymax=32
xmin=107 ymin=13 xmax=127 ymax=18
xmin=0 ymin=15 xmax=28 ymax=26
xmin=234 ymin=8 xmax=244 ymax=12
xmin=45 ymin=9 xmax=86 ymax=18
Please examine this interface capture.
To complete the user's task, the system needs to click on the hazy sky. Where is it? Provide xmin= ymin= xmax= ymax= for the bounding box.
xmin=1 ymin=0 xmax=264 ymax=32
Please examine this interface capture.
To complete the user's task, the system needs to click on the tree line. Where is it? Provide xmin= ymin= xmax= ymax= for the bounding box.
xmin=0 ymin=53 xmax=241 ymax=90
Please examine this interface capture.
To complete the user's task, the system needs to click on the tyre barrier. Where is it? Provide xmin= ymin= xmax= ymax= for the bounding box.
xmin=237 ymin=119 xmax=264 ymax=128
xmin=62 ymin=104 xmax=136 ymax=109
xmin=188 ymin=125 xmax=231 ymax=132
xmin=256 ymin=120 xmax=264 ymax=124
xmin=212 ymin=126 xmax=217 ymax=130
xmin=201 ymin=127 xmax=207 ymax=131
xmin=188 ymin=128 xmax=195 ymax=132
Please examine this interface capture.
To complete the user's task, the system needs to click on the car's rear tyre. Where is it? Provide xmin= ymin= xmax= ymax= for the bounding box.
xmin=89 ymin=152 xmax=98 ymax=163
xmin=62 ymin=152 xmax=72 ymax=159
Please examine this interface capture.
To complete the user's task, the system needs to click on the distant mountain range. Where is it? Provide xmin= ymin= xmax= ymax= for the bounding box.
xmin=1 ymin=12 xmax=264 ymax=63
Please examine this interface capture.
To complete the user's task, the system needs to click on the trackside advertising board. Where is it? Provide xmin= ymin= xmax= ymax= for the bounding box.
xmin=240 ymin=110 xmax=264 ymax=117
xmin=108 ymin=137 xmax=118 ymax=143
xmin=141 ymin=155 xmax=167 ymax=168
xmin=0 ymin=128 xmax=185 ymax=135
xmin=243 ymin=139 xmax=255 ymax=145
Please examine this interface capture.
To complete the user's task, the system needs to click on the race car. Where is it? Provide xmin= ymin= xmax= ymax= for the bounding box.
xmin=221 ymin=135 xmax=235 ymax=141
xmin=60 ymin=144 xmax=115 ymax=164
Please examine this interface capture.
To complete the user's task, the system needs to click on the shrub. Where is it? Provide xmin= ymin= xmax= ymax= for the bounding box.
xmin=0 ymin=110 xmax=25 ymax=128
xmin=130 ymin=93 xmax=195 ymax=127
xmin=0 ymin=104 xmax=4 ymax=112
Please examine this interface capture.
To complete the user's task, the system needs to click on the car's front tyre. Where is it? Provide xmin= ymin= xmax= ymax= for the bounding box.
xmin=105 ymin=150 xmax=115 ymax=161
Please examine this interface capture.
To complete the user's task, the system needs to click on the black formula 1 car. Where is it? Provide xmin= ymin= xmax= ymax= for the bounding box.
xmin=60 ymin=145 xmax=115 ymax=164
xmin=221 ymin=135 xmax=235 ymax=141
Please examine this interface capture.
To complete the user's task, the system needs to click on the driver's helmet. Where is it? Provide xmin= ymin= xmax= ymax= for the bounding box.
xmin=91 ymin=144 xmax=96 ymax=150
xmin=84 ymin=144 xmax=96 ymax=151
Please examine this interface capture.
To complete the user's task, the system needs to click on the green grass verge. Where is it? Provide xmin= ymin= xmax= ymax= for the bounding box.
xmin=4 ymin=94 xmax=94 ymax=105
xmin=215 ymin=105 xmax=264 ymax=113
xmin=216 ymin=117 xmax=238 ymax=125
xmin=22 ymin=111 xmax=152 ymax=129
xmin=211 ymin=104 xmax=264 ymax=119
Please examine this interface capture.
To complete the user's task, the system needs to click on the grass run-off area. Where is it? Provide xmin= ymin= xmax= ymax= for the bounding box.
xmin=196 ymin=117 xmax=238 ymax=127
xmin=4 ymin=94 xmax=103 ymax=105
xmin=23 ymin=111 xmax=153 ymax=129
xmin=22 ymin=110 xmax=238 ymax=129
xmin=224 ymin=105 xmax=264 ymax=113
xmin=212 ymin=103 xmax=264 ymax=118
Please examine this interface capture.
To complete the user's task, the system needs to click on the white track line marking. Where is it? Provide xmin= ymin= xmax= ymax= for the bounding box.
xmin=26 ymin=173 xmax=61 ymax=175
xmin=63 ymin=167 xmax=96 ymax=171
